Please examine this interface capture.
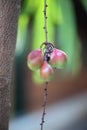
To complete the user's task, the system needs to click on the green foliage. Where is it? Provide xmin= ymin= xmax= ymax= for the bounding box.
xmin=15 ymin=14 xmax=29 ymax=56
xmin=81 ymin=0 xmax=87 ymax=11
xmin=57 ymin=0 xmax=81 ymax=72
xmin=16 ymin=0 xmax=82 ymax=83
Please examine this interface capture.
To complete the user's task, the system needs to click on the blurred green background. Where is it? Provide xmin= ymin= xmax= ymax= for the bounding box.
xmin=16 ymin=0 xmax=82 ymax=74
xmin=14 ymin=0 xmax=87 ymax=116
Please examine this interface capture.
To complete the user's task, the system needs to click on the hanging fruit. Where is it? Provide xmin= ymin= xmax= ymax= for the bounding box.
xmin=49 ymin=48 xmax=67 ymax=69
xmin=27 ymin=49 xmax=43 ymax=71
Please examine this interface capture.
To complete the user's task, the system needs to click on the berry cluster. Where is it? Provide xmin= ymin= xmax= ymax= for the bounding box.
xmin=27 ymin=42 xmax=67 ymax=81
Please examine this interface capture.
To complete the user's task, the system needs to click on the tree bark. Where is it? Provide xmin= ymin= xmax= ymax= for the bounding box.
xmin=0 ymin=0 xmax=21 ymax=130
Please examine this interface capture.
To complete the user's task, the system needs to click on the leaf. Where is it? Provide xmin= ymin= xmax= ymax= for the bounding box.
xmin=15 ymin=14 xmax=29 ymax=56
xmin=57 ymin=0 xmax=81 ymax=73
xmin=80 ymin=0 xmax=87 ymax=11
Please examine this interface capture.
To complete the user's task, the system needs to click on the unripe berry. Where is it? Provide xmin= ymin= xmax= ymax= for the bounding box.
xmin=40 ymin=61 xmax=54 ymax=81
xmin=49 ymin=48 xmax=67 ymax=69
xmin=27 ymin=49 xmax=43 ymax=71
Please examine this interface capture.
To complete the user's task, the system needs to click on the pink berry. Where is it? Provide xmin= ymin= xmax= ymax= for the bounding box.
xmin=49 ymin=48 xmax=67 ymax=69
xmin=27 ymin=49 xmax=43 ymax=71
xmin=40 ymin=61 xmax=54 ymax=81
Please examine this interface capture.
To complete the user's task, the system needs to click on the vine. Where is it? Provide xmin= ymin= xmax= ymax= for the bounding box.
xmin=40 ymin=1 xmax=52 ymax=129
xmin=40 ymin=82 xmax=48 ymax=130
xmin=27 ymin=0 xmax=67 ymax=130
xmin=43 ymin=0 xmax=48 ymax=42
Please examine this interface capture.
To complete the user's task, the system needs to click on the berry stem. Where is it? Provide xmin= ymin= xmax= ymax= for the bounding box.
xmin=40 ymin=0 xmax=49 ymax=130
xmin=43 ymin=0 xmax=48 ymax=42
xmin=40 ymin=82 xmax=48 ymax=130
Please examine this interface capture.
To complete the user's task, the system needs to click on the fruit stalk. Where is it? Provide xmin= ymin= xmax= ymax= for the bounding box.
xmin=40 ymin=0 xmax=48 ymax=130
xmin=40 ymin=82 xmax=48 ymax=130
xmin=43 ymin=0 xmax=48 ymax=42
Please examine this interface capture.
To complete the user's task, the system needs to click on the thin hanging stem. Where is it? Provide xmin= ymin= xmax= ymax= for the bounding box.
xmin=43 ymin=0 xmax=48 ymax=42
xmin=40 ymin=0 xmax=49 ymax=130
xmin=40 ymin=82 xmax=48 ymax=130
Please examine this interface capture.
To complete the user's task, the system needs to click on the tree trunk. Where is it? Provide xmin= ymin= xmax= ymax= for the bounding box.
xmin=0 ymin=0 xmax=21 ymax=130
